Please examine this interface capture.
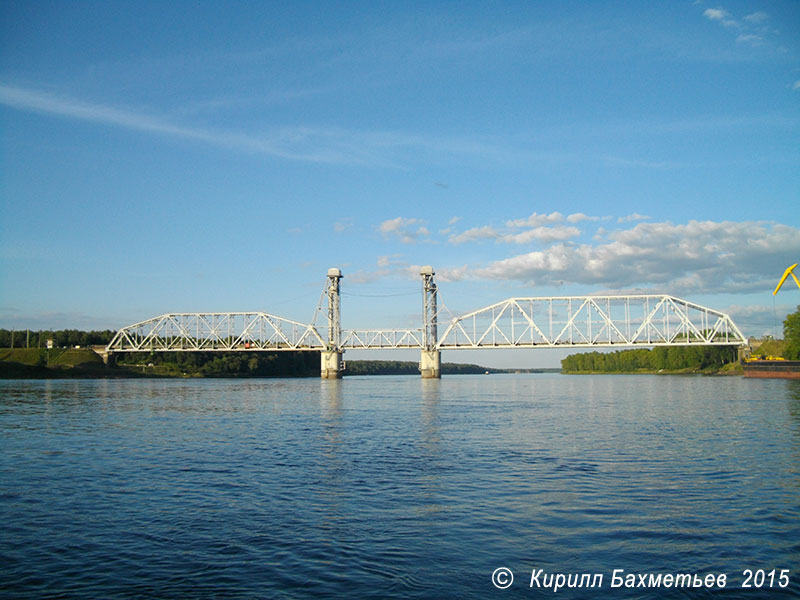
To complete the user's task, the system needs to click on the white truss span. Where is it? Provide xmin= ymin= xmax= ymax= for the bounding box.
xmin=106 ymin=312 xmax=326 ymax=352
xmin=437 ymin=295 xmax=746 ymax=349
xmin=106 ymin=295 xmax=745 ymax=354
xmin=341 ymin=329 xmax=423 ymax=349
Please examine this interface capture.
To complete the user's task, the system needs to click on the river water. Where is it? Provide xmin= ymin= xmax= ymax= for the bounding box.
xmin=1 ymin=375 xmax=798 ymax=599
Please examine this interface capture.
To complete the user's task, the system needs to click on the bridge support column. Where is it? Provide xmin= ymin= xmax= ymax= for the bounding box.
xmin=322 ymin=268 xmax=344 ymax=378
xmin=321 ymin=350 xmax=344 ymax=379
xmin=420 ymin=349 xmax=441 ymax=379
xmin=420 ymin=266 xmax=440 ymax=378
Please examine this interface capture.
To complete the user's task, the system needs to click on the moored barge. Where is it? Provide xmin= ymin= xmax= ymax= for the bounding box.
xmin=742 ymin=358 xmax=800 ymax=379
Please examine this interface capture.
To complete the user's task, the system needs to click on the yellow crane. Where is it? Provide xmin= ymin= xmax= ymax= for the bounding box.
xmin=773 ymin=263 xmax=800 ymax=295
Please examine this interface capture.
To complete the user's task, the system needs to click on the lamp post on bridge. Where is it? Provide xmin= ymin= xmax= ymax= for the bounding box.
xmin=420 ymin=265 xmax=441 ymax=379
xmin=320 ymin=268 xmax=344 ymax=378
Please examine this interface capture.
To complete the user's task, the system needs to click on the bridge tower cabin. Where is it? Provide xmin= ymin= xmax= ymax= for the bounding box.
xmin=321 ymin=268 xmax=344 ymax=379
xmin=420 ymin=265 xmax=441 ymax=379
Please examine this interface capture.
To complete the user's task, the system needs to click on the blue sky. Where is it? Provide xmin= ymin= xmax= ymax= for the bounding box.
xmin=1 ymin=1 xmax=799 ymax=367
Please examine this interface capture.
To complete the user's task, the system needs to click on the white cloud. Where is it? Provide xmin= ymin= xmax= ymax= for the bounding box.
xmin=725 ymin=303 xmax=793 ymax=337
xmin=449 ymin=225 xmax=499 ymax=245
xmin=378 ymin=217 xmax=429 ymax=244
xmin=617 ymin=213 xmax=651 ymax=223
xmin=379 ymin=217 xmax=419 ymax=234
xmin=737 ymin=34 xmax=763 ymax=46
xmin=501 ymin=225 xmax=581 ymax=244
xmin=440 ymin=215 xmax=462 ymax=234
xmin=701 ymin=6 xmax=786 ymax=52
xmin=448 ymin=222 xmax=580 ymax=245
xmin=743 ymin=12 xmax=769 ymax=25
xmin=436 ymin=265 xmax=470 ymax=283
xmin=466 ymin=220 xmax=800 ymax=295
xmin=793 ymin=81 xmax=800 ymax=91
xmin=703 ymin=8 xmax=730 ymax=21
xmin=506 ymin=211 xmax=564 ymax=228
xmin=377 ymin=254 xmax=405 ymax=268
xmin=566 ymin=213 xmax=602 ymax=223
xmin=703 ymin=7 xmax=739 ymax=27
xmin=0 ymin=83 xmax=368 ymax=165
xmin=0 ymin=83 xmax=517 ymax=168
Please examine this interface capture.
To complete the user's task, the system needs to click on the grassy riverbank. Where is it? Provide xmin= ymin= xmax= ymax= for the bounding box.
xmin=0 ymin=348 xmax=115 ymax=378
xmin=0 ymin=348 xmax=322 ymax=379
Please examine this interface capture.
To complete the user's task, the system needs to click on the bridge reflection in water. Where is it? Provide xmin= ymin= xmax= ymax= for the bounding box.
xmin=106 ymin=267 xmax=747 ymax=379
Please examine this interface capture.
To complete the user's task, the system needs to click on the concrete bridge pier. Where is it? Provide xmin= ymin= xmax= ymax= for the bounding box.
xmin=321 ymin=350 xmax=344 ymax=379
xmin=94 ymin=348 xmax=116 ymax=366
xmin=420 ymin=349 xmax=441 ymax=379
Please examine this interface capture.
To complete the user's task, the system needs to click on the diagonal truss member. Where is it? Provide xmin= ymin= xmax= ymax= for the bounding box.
xmin=106 ymin=312 xmax=326 ymax=352
xmin=437 ymin=295 xmax=746 ymax=348
xmin=105 ymin=269 xmax=749 ymax=378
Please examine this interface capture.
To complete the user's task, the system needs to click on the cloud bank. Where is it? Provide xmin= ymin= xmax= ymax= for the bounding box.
xmin=370 ymin=212 xmax=800 ymax=298
xmin=458 ymin=220 xmax=800 ymax=294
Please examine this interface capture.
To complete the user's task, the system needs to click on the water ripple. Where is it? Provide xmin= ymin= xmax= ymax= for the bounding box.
xmin=1 ymin=376 xmax=799 ymax=599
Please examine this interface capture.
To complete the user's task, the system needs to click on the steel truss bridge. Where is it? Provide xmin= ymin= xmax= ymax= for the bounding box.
xmin=106 ymin=267 xmax=747 ymax=378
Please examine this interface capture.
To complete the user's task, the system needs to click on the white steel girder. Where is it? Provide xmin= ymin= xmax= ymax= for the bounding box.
xmin=106 ymin=312 xmax=326 ymax=352
xmin=341 ymin=329 xmax=423 ymax=349
xmin=436 ymin=295 xmax=746 ymax=349
xmin=106 ymin=282 xmax=747 ymax=355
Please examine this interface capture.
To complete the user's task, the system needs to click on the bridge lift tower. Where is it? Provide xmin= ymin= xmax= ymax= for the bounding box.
xmin=420 ymin=265 xmax=441 ymax=378
xmin=320 ymin=268 xmax=344 ymax=379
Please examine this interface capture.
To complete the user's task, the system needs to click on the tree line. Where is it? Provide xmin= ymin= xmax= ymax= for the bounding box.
xmin=344 ymin=360 xmax=488 ymax=376
xmin=0 ymin=328 xmax=115 ymax=348
xmin=561 ymin=345 xmax=739 ymax=373
xmin=117 ymin=351 xmax=319 ymax=377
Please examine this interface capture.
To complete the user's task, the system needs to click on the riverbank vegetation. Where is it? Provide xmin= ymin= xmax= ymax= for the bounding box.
xmin=116 ymin=351 xmax=319 ymax=377
xmin=0 ymin=347 xmax=543 ymax=378
xmin=0 ymin=348 xmax=321 ymax=378
xmin=0 ymin=328 xmax=115 ymax=348
xmin=1 ymin=343 xmax=554 ymax=378
xmin=346 ymin=360 xmax=490 ymax=375
xmin=561 ymin=345 xmax=739 ymax=374
xmin=0 ymin=347 xmax=110 ymax=378
xmin=782 ymin=305 xmax=800 ymax=360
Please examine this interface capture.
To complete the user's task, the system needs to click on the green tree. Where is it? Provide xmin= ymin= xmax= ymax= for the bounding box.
xmin=784 ymin=306 xmax=800 ymax=360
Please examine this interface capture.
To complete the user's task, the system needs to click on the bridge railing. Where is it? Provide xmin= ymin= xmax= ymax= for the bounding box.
xmin=437 ymin=295 xmax=747 ymax=349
